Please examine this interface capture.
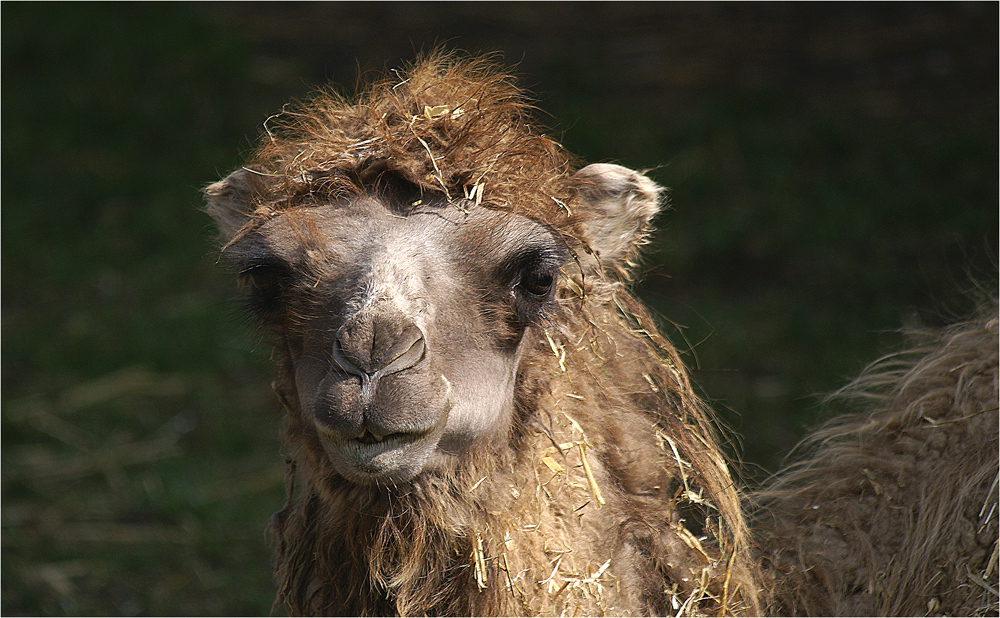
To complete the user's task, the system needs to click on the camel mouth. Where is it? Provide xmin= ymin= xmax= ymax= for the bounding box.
xmin=353 ymin=428 xmax=418 ymax=445
xmin=343 ymin=430 xmax=430 ymax=460
xmin=317 ymin=400 xmax=452 ymax=485
xmin=316 ymin=423 xmax=433 ymax=453
xmin=349 ymin=428 xmax=427 ymax=449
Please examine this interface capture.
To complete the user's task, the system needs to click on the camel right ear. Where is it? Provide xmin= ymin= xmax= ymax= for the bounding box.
xmin=204 ymin=168 xmax=267 ymax=242
xmin=573 ymin=163 xmax=664 ymax=277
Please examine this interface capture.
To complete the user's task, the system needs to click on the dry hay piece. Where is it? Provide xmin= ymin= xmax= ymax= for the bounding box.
xmin=754 ymin=302 xmax=999 ymax=616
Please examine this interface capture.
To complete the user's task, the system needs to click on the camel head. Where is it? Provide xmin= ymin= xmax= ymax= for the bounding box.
xmin=206 ymin=160 xmax=661 ymax=486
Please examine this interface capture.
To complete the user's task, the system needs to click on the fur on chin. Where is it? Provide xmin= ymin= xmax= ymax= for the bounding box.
xmin=271 ymin=429 xmax=517 ymax=616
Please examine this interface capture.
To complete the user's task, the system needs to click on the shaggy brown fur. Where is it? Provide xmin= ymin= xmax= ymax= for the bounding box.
xmin=207 ymin=53 xmax=761 ymax=616
xmin=754 ymin=303 xmax=999 ymax=616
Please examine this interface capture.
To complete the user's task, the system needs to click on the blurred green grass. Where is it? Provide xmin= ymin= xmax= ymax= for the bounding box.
xmin=3 ymin=3 xmax=996 ymax=615
xmin=2 ymin=5 xmax=287 ymax=615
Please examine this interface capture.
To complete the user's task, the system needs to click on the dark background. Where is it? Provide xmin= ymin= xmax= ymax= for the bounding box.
xmin=3 ymin=3 xmax=996 ymax=615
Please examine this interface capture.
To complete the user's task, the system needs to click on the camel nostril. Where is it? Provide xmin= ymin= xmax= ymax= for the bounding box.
xmin=331 ymin=337 xmax=366 ymax=377
xmin=381 ymin=332 xmax=425 ymax=376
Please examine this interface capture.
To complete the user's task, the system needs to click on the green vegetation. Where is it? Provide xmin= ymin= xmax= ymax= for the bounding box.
xmin=3 ymin=4 xmax=995 ymax=615
xmin=2 ymin=5 xmax=285 ymax=615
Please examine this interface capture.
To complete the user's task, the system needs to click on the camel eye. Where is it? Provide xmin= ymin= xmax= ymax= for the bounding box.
xmin=519 ymin=269 xmax=555 ymax=298
xmin=505 ymin=244 xmax=567 ymax=323
xmin=241 ymin=263 xmax=284 ymax=292
xmin=239 ymin=261 xmax=291 ymax=319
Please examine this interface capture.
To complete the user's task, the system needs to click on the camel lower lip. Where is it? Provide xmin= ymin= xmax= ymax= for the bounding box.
xmin=317 ymin=397 xmax=452 ymax=483
xmin=356 ymin=430 xmax=414 ymax=445
xmin=318 ymin=425 xmax=443 ymax=484
xmin=346 ymin=432 xmax=423 ymax=452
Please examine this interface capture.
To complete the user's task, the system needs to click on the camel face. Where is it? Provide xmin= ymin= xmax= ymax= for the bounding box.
xmin=228 ymin=193 xmax=569 ymax=484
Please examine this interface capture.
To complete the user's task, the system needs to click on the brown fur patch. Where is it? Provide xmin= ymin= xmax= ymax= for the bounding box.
xmin=754 ymin=303 xmax=999 ymax=616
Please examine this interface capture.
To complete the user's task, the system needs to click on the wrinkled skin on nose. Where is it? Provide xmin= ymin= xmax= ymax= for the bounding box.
xmin=315 ymin=301 xmax=440 ymax=441
xmin=334 ymin=307 xmax=426 ymax=379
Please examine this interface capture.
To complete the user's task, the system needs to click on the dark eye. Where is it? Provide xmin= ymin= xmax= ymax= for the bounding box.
xmin=239 ymin=261 xmax=290 ymax=319
xmin=519 ymin=269 xmax=555 ymax=298
xmin=240 ymin=263 xmax=283 ymax=291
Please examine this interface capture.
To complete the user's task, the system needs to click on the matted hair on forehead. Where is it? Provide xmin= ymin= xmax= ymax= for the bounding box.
xmin=246 ymin=51 xmax=581 ymax=232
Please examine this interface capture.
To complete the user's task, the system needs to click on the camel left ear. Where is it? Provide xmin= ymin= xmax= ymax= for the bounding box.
xmin=573 ymin=163 xmax=664 ymax=276
xmin=203 ymin=167 xmax=268 ymax=243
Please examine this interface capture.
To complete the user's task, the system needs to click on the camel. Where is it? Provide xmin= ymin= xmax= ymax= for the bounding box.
xmin=205 ymin=53 xmax=998 ymax=616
